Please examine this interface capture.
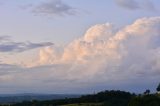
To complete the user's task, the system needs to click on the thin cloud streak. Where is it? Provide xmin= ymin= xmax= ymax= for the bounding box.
xmin=0 ymin=35 xmax=54 ymax=52
xmin=115 ymin=0 xmax=157 ymax=11
xmin=115 ymin=0 xmax=140 ymax=10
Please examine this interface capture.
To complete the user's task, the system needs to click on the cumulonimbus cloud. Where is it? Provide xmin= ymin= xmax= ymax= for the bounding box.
xmin=0 ymin=17 xmax=160 ymax=93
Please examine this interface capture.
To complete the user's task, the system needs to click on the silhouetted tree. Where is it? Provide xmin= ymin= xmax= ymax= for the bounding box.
xmin=156 ymin=83 xmax=160 ymax=93
xmin=144 ymin=89 xmax=150 ymax=95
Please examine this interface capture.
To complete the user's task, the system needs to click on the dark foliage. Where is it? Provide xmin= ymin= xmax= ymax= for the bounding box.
xmin=143 ymin=89 xmax=150 ymax=95
xmin=157 ymin=83 xmax=160 ymax=92
xmin=128 ymin=94 xmax=160 ymax=106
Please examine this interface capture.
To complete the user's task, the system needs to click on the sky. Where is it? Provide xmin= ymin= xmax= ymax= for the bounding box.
xmin=0 ymin=0 xmax=160 ymax=94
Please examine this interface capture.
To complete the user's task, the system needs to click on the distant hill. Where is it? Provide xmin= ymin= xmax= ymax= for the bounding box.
xmin=11 ymin=90 xmax=134 ymax=106
xmin=0 ymin=94 xmax=80 ymax=104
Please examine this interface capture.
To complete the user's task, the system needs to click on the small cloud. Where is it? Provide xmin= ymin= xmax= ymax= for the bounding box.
xmin=0 ymin=35 xmax=54 ymax=52
xmin=115 ymin=0 xmax=140 ymax=10
xmin=115 ymin=0 xmax=157 ymax=11
xmin=0 ymin=35 xmax=10 ymax=42
xmin=143 ymin=0 xmax=156 ymax=11
xmin=25 ymin=0 xmax=77 ymax=17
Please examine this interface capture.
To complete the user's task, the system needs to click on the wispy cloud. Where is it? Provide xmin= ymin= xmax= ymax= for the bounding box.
xmin=0 ymin=35 xmax=10 ymax=41
xmin=143 ymin=0 xmax=156 ymax=11
xmin=0 ymin=36 xmax=54 ymax=52
xmin=115 ymin=0 xmax=156 ymax=11
xmin=25 ymin=0 xmax=77 ymax=17
xmin=115 ymin=0 xmax=140 ymax=10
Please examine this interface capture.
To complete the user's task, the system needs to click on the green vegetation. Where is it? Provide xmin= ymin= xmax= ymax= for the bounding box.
xmin=62 ymin=103 xmax=103 ymax=106
xmin=128 ymin=94 xmax=160 ymax=106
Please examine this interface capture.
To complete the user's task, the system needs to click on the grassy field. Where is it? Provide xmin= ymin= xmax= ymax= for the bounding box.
xmin=62 ymin=103 xmax=103 ymax=106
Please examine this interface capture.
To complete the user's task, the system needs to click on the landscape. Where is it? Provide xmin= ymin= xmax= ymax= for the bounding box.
xmin=0 ymin=0 xmax=160 ymax=106
xmin=0 ymin=83 xmax=160 ymax=106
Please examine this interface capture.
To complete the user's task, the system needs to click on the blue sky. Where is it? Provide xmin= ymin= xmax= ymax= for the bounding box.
xmin=0 ymin=0 xmax=160 ymax=94
xmin=1 ymin=0 xmax=159 ymax=44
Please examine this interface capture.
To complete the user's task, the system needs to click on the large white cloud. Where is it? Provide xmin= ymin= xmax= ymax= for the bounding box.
xmin=0 ymin=17 xmax=160 ymax=93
